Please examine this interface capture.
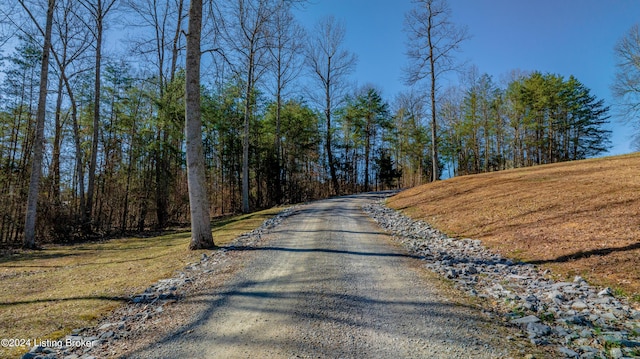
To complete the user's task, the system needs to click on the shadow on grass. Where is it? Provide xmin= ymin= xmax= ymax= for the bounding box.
xmin=0 ymin=252 xmax=176 ymax=269
xmin=527 ymin=242 xmax=640 ymax=265
xmin=0 ymin=295 xmax=130 ymax=306
xmin=0 ymin=251 xmax=84 ymax=265
xmin=211 ymin=212 xmax=273 ymax=230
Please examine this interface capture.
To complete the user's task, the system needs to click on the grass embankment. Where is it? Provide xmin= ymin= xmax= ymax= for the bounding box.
xmin=388 ymin=153 xmax=640 ymax=303
xmin=0 ymin=207 xmax=285 ymax=358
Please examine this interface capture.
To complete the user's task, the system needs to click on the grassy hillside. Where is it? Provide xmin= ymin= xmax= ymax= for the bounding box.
xmin=388 ymin=153 xmax=640 ymax=303
xmin=0 ymin=207 xmax=285 ymax=358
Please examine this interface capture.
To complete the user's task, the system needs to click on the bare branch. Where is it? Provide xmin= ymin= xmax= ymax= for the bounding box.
xmin=612 ymin=23 xmax=640 ymax=138
xmin=402 ymin=0 xmax=469 ymax=181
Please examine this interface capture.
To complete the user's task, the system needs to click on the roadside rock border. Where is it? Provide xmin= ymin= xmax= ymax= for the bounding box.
xmin=363 ymin=200 xmax=640 ymax=359
xmin=24 ymin=206 xmax=297 ymax=359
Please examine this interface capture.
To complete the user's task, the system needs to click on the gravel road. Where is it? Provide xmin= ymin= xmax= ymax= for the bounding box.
xmin=125 ymin=193 xmax=517 ymax=358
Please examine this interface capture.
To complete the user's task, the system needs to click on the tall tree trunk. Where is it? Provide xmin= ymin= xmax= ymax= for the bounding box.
xmin=85 ymin=3 xmax=103 ymax=233
xmin=157 ymin=0 xmax=185 ymax=230
xmin=24 ymin=0 xmax=55 ymax=249
xmin=405 ymin=0 xmax=468 ymax=181
xmin=242 ymin=58 xmax=253 ymax=214
xmin=428 ymin=30 xmax=438 ymax=182
xmin=121 ymin=101 xmax=139 ymax=233
xmin=275 ymin=82 xmax=282 ymax=204
xmin=169 ymin=0 xmax=184 ymax=83
xmin=364 ymin=120 xmax=371 ymax=192
xmin=51 ymin=75 xmax=65 ymax=204
xmin=65 ymin=77 xmax=85 ymax=220
xmin=325 ymin=69 xmax=340 ymax=196
xmin=80 ymin=0 xmax=116 ymax=232
xmin=185 ymin=0 xmax=214 ymax=249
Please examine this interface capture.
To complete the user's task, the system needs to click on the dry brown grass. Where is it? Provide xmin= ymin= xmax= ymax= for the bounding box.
xmin=388 ymin=153 xmax=640 ymax=303
xmin=0 ymin=207 xmax=285 ymax=358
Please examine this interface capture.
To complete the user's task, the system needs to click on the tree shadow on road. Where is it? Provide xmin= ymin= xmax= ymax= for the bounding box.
xmin=122 ymin=271 xmax=505 ymax=358
xmin=226 ymin=245 xmax=424 ymax=260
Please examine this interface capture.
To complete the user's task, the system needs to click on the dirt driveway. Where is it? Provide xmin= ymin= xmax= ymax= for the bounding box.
xmin=123 ymin=194 xmax=521 ymax=358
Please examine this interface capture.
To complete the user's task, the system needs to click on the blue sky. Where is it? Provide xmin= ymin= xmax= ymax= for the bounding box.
xmin=294 ymin=0 xmax=640 ymax=156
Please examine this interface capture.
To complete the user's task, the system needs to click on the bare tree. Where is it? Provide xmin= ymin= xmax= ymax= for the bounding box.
xmin=185 ymin=0 xmax=214 ymax=249
xmin=612 ymin=24 xmax=640 ymax=150
xmin=49 ymin=0 xmax=92 ymax=206
xmin=404 ymin=0 xmax=468 ymax=181
xmin=221 ymin=0 xmax=278 ymax=213
xmin=0 ymin=3 xmax=18 ymax=49
xmin=125 ymin=0 xmax=185 ymax=86
xmin=78 ymin=0 xmax=117 ymax=232
xmin=306 ymin=15 xmax=356 ymax=196
xmin=49 ymin=0 xmax=93 ymax=220
xmin=266 ymin=2 xmax=305 ymax=202
xmin=22 ymin=0 xmax=55 ymax=248
xmin=124 ymin=0 xmax=186 ymax=229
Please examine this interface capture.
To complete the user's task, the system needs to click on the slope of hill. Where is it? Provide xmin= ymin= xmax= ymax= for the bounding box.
xmin=387 ymin=153 xmax=640 ymax=301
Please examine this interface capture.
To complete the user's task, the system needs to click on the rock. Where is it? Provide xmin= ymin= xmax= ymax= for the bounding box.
xmin=557 ymin=346 xmax=579 ymax=358
xmin=571 ymin=301 xmax=588 ymax=310
xmin=554 ymin=326 xmax=570 ymax=336
xmin=609 ymin=347 xmax=623 ymax=359
xmin=511 ymin=315 xmax=541 ymax=324
xmin=29 ymin=346 xmax=44 ymax=353
xmin=132 ymin=295 xmax=148 ymax=303
xmin=578 ymin=345 xmax=598 ymax=354
xmin=620 ymin=339 xmax=640 ymax=348
xmin=598 ymin=287 xmax=613 ymax=297
xmin=98 ymin=322 xmax=115 ymax=330
xmin=579 ymin=353 xmax=597 ymax=359
xmin=561 ymin=315 xmax=590 ymax=326
xmin=99 ymin=330 xmax=114 ymax=339
xmin=530 ymin=337 xmax=549 ymax=346
xmin=525 ymin=295 xmax=539 ymax=303
xmin=523 ymin=301 xmax=537 ymax=311
xmin=527 ymin=322 xmax=552 ymax=337
xmin=548 ymin=290 xmax=565 ymax=301
xmin=552 ymin=282 xmax=573 ymax=290
xmin=579 ymin=329 xmax=593 ymax=338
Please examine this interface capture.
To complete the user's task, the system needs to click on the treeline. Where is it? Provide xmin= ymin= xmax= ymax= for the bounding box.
xmin=440 ymin=71 xmax=611 ymax=176
xmin=0 ymin=0 xmax=610 ymax=246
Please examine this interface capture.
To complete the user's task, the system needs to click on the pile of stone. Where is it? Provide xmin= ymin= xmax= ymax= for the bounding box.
xmin=23 ymin=206 xmax=296 ymax=359
xmin=363 ymin=201 xmax=640 ymax=359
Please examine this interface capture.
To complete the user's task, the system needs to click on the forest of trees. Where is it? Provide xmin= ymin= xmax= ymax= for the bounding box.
xmin=440 ymin=70 xmax=611 ymax=176
xmin=0 ymin=0 xmax=612 ymax=247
